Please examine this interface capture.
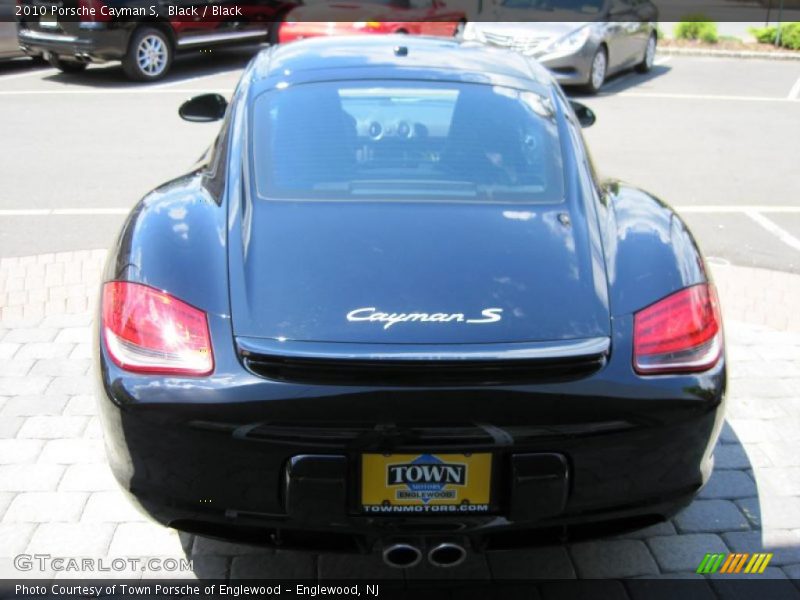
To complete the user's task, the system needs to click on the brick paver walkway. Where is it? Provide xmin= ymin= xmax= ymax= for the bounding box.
xmin=1 ymin=251 xmax=799 ymax=591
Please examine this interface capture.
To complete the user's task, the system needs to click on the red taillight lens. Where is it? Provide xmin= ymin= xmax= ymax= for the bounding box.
xmin=101 ymin=282 xmax=213 ymax=376
xmin=633 ymin=283 xmax=722 ymax=375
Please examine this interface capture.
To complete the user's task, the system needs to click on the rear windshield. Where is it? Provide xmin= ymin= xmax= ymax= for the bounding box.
xmin=252 ymin=80 xmax=564 ymax=203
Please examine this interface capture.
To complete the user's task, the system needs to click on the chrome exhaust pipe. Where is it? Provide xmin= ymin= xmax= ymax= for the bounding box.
xmin=382 ymin=543 xmax=422 ymax=569
xmin=428 ymin=542 xmax=467 ymax=568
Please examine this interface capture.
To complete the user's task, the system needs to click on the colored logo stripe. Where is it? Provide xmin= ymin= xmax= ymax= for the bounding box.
xmin=745 ymin=553 xmax=773 ymax=573
xmin=697 ymin=553 xmax=726 ymax=574
xmin=697 ymin=553 xmax=773 ymax=574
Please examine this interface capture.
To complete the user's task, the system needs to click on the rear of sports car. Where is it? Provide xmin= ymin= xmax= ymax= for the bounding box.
xmin=96 ymin=62 xmax=725 ymax=565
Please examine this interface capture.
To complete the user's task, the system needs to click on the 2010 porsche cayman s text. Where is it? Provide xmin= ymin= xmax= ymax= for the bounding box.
xmin=96 ymin=36 xmax=726 ymax=568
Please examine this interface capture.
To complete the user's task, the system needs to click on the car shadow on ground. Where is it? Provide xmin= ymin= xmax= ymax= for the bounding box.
xmin=569 ymin=63 xmax=672 ymax=98
xmin=176 ymin=420 xmax=800 ymax=590
xmin=0 ymin=56 xmax=48 ymax=76
xmin=36 ymin=44 xmax=263 ymax=89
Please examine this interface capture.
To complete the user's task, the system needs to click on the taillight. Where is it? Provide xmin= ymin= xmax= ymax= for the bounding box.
xmin=633 ymin=283 xmax=722 ymax=375
xmin=101 ymin=282 xmax=213 ymax=376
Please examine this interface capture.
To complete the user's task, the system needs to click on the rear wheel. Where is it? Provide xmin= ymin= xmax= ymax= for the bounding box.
xmin=583 ymin=46 xmax=607 ymax=94
xmin=48 ymin=55 xmax=88 ymax=74
xmin=636 ymin=33 xmax=657 ymax=73
xmin=122 ymin=26 xmax=173 ymax=82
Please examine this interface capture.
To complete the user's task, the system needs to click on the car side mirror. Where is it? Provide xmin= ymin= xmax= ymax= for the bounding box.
xmin=570 ymin=100 xmax=596 ymax=128
xmin=179 ymin=94 xmax=228 ymax=123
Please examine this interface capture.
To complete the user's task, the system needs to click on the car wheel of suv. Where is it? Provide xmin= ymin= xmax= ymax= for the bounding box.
xmin=636 ymin=33 xmax=657 ymax=73
xmin=583 ymin=46 xmax=607 ymax=94
xmin=123 ymin=27 xmax=173 ymax=82
xmin=48 ymin=56 xmax=88 ymax=74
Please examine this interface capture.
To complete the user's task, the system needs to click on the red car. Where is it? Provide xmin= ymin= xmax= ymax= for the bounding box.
xmin=278 ymin=1 xmax=466 ymax=44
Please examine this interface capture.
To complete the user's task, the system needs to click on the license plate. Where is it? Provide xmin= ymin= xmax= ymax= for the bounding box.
xmin=40 ymin=13 xmax=57 ymax=28
xmin=361 ymin=453 xmax=492 ymax=515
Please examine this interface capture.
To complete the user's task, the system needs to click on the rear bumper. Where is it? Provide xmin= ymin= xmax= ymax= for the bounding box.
xmin=107 ymin=410 xmax=715 ymax=552
xmin=17 ymin=23 xmax=129 ymax=62
xmin=95 ymin=312 xmax=726 ymax=551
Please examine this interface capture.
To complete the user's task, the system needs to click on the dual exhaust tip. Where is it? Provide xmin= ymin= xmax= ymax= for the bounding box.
xmin=382 ymin=542 xmax=467 ymax=569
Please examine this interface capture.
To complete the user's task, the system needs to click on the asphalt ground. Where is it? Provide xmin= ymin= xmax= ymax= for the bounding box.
xmin=0 ymin=47 xmax=799 ymax=272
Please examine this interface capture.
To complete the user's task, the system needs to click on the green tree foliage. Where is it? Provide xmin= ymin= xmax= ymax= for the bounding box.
xmin=749 ymin=23 xmax=800 ymax=50
xmin=674 ymin=15 xmax=719 ymax=44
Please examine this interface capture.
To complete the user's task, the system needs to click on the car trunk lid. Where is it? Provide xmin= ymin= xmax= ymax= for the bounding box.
xmin=228 ymin=200 xmax=610 ymax=347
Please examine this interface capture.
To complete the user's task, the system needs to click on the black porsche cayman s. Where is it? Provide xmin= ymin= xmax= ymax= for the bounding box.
xmin=96 ymin=36 xmax=726 ymax=568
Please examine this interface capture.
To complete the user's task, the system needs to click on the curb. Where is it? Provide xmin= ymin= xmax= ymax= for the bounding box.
xmin=657 ymin=47 xmax=800 ymax=61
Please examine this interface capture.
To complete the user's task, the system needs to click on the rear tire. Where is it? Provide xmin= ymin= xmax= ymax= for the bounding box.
xmin=122 ymin=26 xmax=173 ymax=82
xmin=48 ymin=55 xmax=88 ymax=74
xmin=582 ymin=46 xmax=607 ymax=94
xmin=636 ymin=33 xmax=657 ymax=73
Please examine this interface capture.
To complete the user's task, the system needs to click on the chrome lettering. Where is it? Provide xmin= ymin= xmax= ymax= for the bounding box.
xmin=346 ymin=307 xmax=502 ymax=329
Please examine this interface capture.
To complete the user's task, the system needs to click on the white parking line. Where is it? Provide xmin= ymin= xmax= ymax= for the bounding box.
xmin=675 ymin=205 xmax=800 ymax=213
xmin=150 ymin=68 xmax=244 ymax=90
xmin=788 ymin=74 xmax=800 ymax=100
xmin=0 ymin=67 xmax=57 ymax=82
xmin=8 ymin=204 xmax=799 ymax=254
xmin=619 ymin=91 xmax=794 ymax=102
xmin=746 ymin=211 xmax=800 ymax=253
xmin=653 ymin=56 xmax=672 ymax=66
xmin=0 ymin=88 xmax=233 ymax=96
xmin=0 ymin=208 xmax=130 ymax=216
xmin=0 ymin=86 xmax=788 ymax=105
xmin=2 ymin=205 xmax=799 ymax=216
xmin=3 ymin=88 xmax=785 ymax=102
xmin=52 ymin=208 xmax=132 ymax=215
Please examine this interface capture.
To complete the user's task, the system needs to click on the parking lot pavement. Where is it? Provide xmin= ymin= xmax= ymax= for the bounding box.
xmin=1 ymin=249 xmax=799 ymax=588
xmin=582 ymin=56 xmax=800 ymax=274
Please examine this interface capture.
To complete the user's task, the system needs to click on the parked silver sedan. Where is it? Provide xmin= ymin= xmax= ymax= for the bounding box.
xmin=463 ymin=0 xmax=658 ymax=92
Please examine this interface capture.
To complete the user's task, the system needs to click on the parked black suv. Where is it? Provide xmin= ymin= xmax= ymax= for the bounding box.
xmin=16 ymin=0 xmax=298 ymax=80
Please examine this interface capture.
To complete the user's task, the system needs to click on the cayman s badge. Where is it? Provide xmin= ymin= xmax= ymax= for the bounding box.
xmin=347 ymin=307 xmax=503 ymax=330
